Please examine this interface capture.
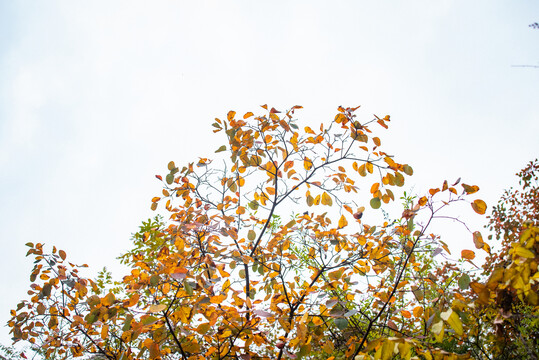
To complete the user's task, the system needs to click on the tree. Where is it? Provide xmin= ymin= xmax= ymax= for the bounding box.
xmin=9 ymin=105 xmax=488 ymax=360
xmin=460 ymin=160 xmax=539 ymax=359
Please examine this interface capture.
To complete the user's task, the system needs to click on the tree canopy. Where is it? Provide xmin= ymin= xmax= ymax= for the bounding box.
xmin=7 ymin=106 xmax=538 ymax=360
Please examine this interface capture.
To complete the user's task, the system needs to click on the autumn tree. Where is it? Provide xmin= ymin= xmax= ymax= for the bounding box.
xmin=456 ymin=160 xmax=539 ymax=359
xmin=9 ymin=105 xmax=488 ymax=360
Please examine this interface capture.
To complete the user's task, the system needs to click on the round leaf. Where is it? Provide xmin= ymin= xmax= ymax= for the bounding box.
xmin=370 ymin=197 xmax=381 ymax=209
xmin=471 ymin=199 xmax=487 ymax=215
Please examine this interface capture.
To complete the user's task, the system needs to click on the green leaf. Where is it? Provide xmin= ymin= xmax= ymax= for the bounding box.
xmin=334 ymin=318 xmax=348 ymax=330
xmin=458 ymin=274 xmax=470 ymax=290
xmin=142 ymin=315 xmax=158 ymax=326
xmin=184 ymin=281 xmax=193 ymax=296
xmin=370 ymin=197 xmax=381 ymax=209
xmin=248 ymin=200 xmax=259 ymax=210
xmin=248 ymin=230 xmax=256 ymax=241
xmin=215 ymin=145 xmax=227 ymax=153
xmin=166 ymin=174 xmax=174 ymax=185
xmin=167 ymin=161 xmax=175 ymax=170
xmin=122 ymin=314 xmax=133 ymax=331
xmin=403 ymin=164 xmax=413 ymax=176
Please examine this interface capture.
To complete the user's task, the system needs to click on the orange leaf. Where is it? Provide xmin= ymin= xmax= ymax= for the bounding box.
xmin=401 ymin=310 xmax=411 ymax=319
xmin=442 ymin=180 xmax=448 ymax=191
xmin=471 ymin=199 xmax=487 ymax=215
xmin=227 ymin=111 xmax=236 ymax=121
xmin=461 ymin=249 xmax=476 ymax=260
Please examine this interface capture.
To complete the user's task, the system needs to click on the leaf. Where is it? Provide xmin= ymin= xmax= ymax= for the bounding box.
xmin=461 ymin=249 xmax=475 ymax=260
xmin=142 ymin=315 xmax=159 ymax=326
xmin=370 ymin=197 xmax=381 ymax=209
xmin=321 ymin=192 xmax=333 ymax=206
xmin=248 ymin=200 xmax=259 ymax=210
xmin=403 ymin=164 xmax=413 ymax=176
xmin=471 ymin=199 xmax=487 ymax=215
xmin=334 ymin=318 xmax=348 ymax=330
xmin=253 ymin=309 xmax=273 ymax=318
xmin=171 ymin=268 xmax=188 ymax=280
xmin=473 ymin=231 xmax=484 ymax=249
xmin=338 ymin=215 xmax=348 ymax=229
xmin=462 ymin=183 xmax=479 ymax=194
xmin=248 ymin=230 xmax=256 ymax=241
xmin=215 ymin=145 xmax=227 ymax=153
xmin=243 ymin=112 xmax=254 ymax=119
xmin=168 ymin=161 xmax=175 ymax=170
xmin=59 ymin=250 xmax=66 ymax=261
xmin=102 ymin=292 xmax=116 ymax=306
xmin=101 ymin=324 xmax=109 ymax=340
xmin=285 ymin=219 xmax=296 ymax=228
xmin=514 ymin=246 xmax=535 ymax=258
xmin=458 ymin=274 xmax=470 ymax=290
xmin=166 ymin=174 xmax=174 ymax=185
xmin=401 ymin=310 xmax=411 ymax=318
xmin=441 ymin=309 xmax=463 ymax=336
xmin=149 ymin=304 xmax=167 ymax=313
xmin=42 ymin=283 xmax=52 ymax=297
xmin=227 ymin=111 xmax=236 ymax=121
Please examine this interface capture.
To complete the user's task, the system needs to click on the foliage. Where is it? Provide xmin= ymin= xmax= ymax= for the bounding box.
xmin=484 ymin=159 xmax=539 ymax=274
xmin=9 ymin=105 xmax=489 ymax=360
xmin=461 ymin=161 xmax=539 ymax=359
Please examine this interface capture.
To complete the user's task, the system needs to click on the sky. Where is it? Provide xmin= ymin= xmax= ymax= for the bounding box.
xmin=0 ymin=0 xmax=538 ymax=348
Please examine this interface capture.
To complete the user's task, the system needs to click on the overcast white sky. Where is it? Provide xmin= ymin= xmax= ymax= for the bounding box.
xmin=1 ymin=0 xmax=538 ymax=346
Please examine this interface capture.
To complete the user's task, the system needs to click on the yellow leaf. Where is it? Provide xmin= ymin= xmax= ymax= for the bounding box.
xmin=441 ymin=309 xmax=463 ymax=336
xmin=471 ymin=199 xmax=487 ymax=215
xmin=514 ymin=246 xmax=535 ymax=259
xmin=227 ymin=110 xmax=236 ymax=121
xmin=149 ymin=304 xmax=167 ymax=313
xmin=243 ymin=112 xmax=254 ymax=119
xmin=366 ymin=162 xmax=373 ymax=174
xmin=304 ymin=158 xmax=313 ymax=170
xmin=102 ymin=292 xmax=115 ymax=307
xmin=431 ymin=320 xmax=443 ymax=335
xmin=321 ymin=192 xmax=333 ymax=206
xmin=338 ymin=215 xmax=348 ymax=229
xmin=101 ymin=324 xmax=109 ymax=340
xmin=380 ymin=339 xmax=394 ymax=360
